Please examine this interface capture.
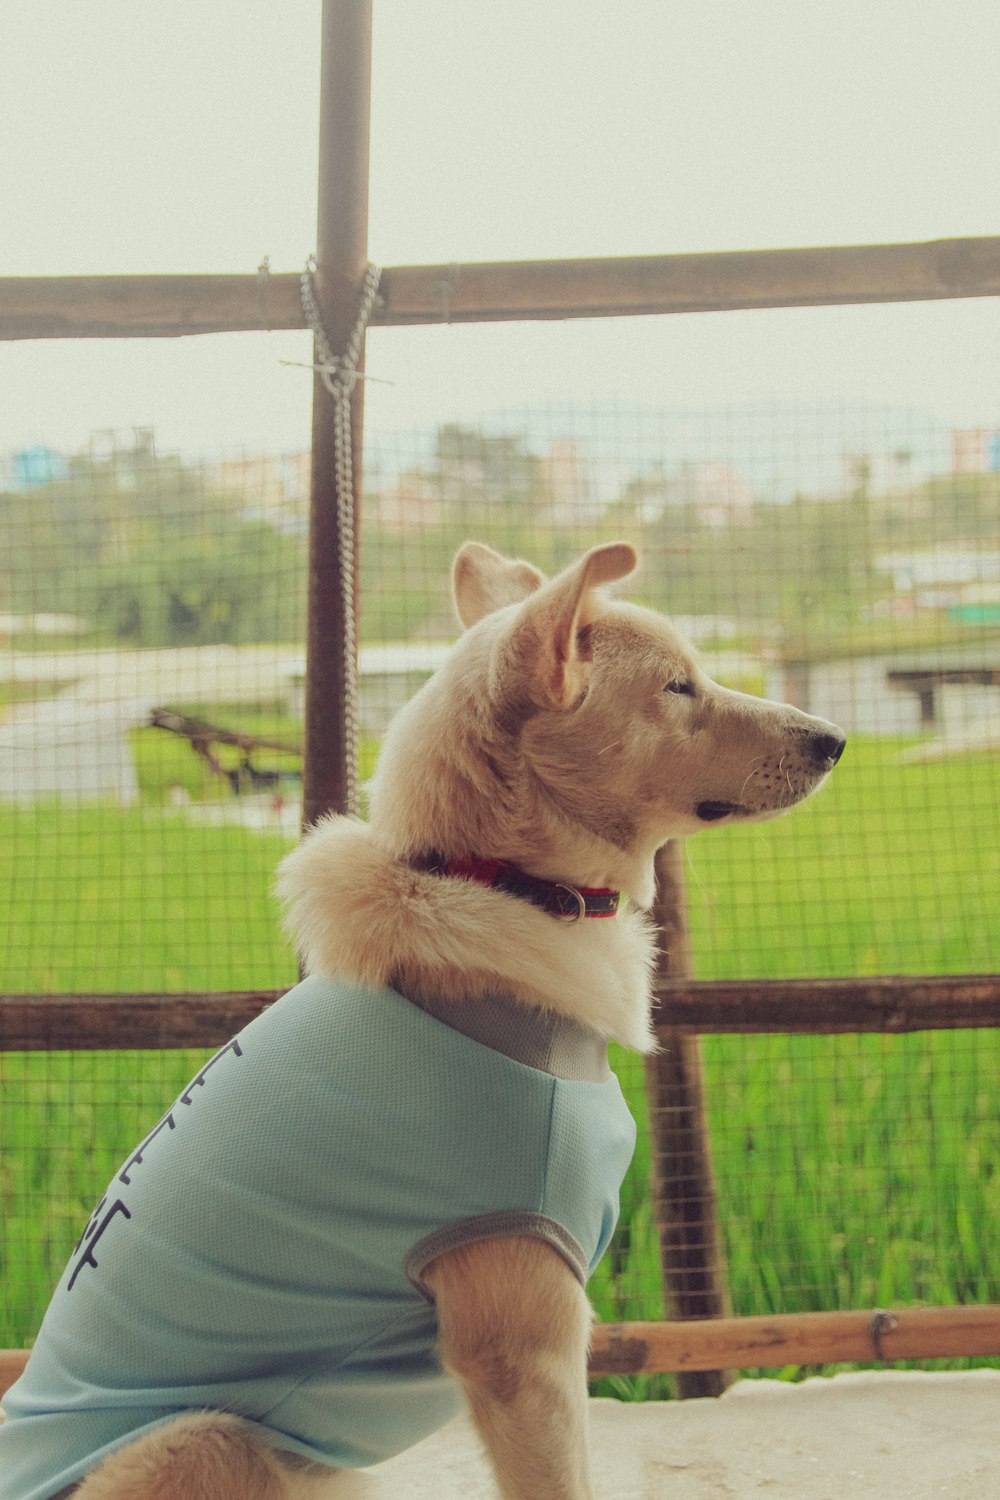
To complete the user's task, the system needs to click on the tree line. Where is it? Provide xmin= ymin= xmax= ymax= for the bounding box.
xmin=1 ymin=449 xmax=307 ymax=646
xmin=3 ymin=428 xmax=997 ymax=651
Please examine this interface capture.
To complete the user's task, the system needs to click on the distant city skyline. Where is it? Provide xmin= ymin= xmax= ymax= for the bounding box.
xmin=6 ymin=407 xmax=997 ymax=518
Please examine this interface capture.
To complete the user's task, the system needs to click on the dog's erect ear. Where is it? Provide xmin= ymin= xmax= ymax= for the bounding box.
xmin=453 ymin=541 xmax=546 ymax=628
xmin=514 ymin=542 xmax=638 ymax=710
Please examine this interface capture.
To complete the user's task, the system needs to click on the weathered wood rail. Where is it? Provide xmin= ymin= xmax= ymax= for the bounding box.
xmin=3 ymin=974 xmax=999 ymax=1051
xmin=4 ymin=1304 xmax=999 ymax=1397
xmin=2 ymin=236 xmax=1000 ymax=339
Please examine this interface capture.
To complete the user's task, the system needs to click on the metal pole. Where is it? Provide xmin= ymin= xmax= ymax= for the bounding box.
xmin=645 ymin=841 xmax=733 ymax=1397
xmin=302 ymin=0 xmax=373 ymax=829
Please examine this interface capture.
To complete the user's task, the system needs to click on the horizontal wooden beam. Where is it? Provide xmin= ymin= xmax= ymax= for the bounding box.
xmin=588 ymin=1303 xmax=1000 ymax=1376
xmin=0 ymin=274 xmax=305 ymax=341
xmin=2 ymin=974 xmax=998 ymax=1051
xmin=0 ymin=991 xmax=281 ymax=1051
xmin=3 ymin=1304 xmax=997 ymax=1396
xmin=653 ymin=974 xmax=1000 ymax=1035
xmin=379 ymin=237 xmax=1000 ymax=325
xmin=0 ymin=1349 xmax=27 ymax=1396
xmin=2 ymin=236 xmax=999 ymax=339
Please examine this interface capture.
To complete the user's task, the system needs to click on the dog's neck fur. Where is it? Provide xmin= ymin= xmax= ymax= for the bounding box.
xmin=276 ymin=818 xmax=658 ymax=1053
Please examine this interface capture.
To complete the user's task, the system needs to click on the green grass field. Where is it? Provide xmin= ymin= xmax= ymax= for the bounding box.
xmin=2 ymin=736 xmax=998 ymax=1393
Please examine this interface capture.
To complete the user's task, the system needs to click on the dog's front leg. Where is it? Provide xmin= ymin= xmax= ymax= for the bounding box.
xmin=424 ymin=1236 xmax=597 ymax=1500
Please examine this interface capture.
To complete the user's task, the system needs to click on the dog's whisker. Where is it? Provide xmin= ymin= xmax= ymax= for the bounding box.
xmin=738 ymin=760 xmax=764 ymax=801
xmin=682 ymin=844 xmax=709 ymax=901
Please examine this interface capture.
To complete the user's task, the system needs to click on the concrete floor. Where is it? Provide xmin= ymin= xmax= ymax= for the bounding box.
xmin=369 ymin=1370 xmax=1000 ymax=1499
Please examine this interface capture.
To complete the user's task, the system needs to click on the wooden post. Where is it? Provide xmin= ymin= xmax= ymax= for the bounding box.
xmin=645 ymin=841 xmax=733 ymax=1396
xmin=301 ymin=0 xmax=373 ymax=829
xmin=781 ymin=657 xmax=813 ymax=713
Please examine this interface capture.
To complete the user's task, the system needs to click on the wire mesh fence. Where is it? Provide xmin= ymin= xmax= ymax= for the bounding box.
xmin=2 ymin=388 xmax=999 ymax=1391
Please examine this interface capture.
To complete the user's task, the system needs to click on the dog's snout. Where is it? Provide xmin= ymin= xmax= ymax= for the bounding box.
xmin=810 ymin=730 xmax=846 ymax=769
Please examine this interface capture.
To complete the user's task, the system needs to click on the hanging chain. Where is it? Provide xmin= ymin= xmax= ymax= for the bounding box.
xmin=300 ymin=257 xmax=382 ymax=817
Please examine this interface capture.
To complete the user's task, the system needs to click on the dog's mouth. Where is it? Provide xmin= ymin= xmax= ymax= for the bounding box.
xmin=694 ymin=730 xmax=847 ymax=826
xmin=695 ymin=800 xmax=747 ymax=822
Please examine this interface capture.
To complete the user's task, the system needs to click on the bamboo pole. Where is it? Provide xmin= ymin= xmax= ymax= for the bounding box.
xmin=3 ymin=236 xmax=1000 ymax=339
xmin=4 ymin=1305 xmax=998 ymax=1397
xmin=300 ymin=0 xmax=373 ymax=830
xmin=645 ymin=842 xmax=732 ymax=1397
xmin=588 ymin=1304 xmax=1000 ymax=1376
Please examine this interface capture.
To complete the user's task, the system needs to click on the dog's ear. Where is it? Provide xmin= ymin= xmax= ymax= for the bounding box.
xmin=513 ymin=542 xmax=638 ymax=710
xmin=453 ymin=541 xmax=546 ymax=628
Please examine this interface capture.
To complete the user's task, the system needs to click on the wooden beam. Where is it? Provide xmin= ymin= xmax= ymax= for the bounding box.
xmin=149 ymin=708 xmax=301 ymax=757
xmin=2 ymin=236 xmax=999 ymax=339
xmin=378 ymin=237 xmax=1000 ymax=324
xmin=588 ymin=1304 xmax=1000 ymax=1376
xmin=5 ymin=975 xmax=996 ymax=1052
xmin=0 ymin=992 xmax=281 ymax=1051
xmin=653 ymin=974 xmax=1000 ymax=1035
xmin=0 ymin=273 xmax=303 ymax=340
xmin=1 ymin=1349 xmax=28 ymax=1396
xmin=4 ymin=1304 xmax=998 ymax=1397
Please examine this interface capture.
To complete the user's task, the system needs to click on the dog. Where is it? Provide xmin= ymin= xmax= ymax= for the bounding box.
xmin=0 ymin=541 xmax=845 ymax=1500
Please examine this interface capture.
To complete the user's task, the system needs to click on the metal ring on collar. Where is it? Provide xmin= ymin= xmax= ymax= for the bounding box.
xmin=554 ymin=883 xmax=587 ymax=922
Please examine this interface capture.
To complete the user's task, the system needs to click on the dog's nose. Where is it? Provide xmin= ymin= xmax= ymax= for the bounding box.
xmin=811 ymin=730 xmax=846 ymax=769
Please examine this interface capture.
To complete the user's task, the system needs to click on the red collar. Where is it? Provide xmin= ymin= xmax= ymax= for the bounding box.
xmin=420 ymin=852 xmax=620 ymax=922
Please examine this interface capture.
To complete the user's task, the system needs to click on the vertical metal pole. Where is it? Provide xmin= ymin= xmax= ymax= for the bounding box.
xmin=302 ymin=0 xmax=373 ymax=829
xmin=645 ymin=841 xmax=733 ymax=1397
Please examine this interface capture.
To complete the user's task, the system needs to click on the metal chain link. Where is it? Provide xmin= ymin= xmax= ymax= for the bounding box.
xmin=300 ymin=258 xmax=382 ymax=817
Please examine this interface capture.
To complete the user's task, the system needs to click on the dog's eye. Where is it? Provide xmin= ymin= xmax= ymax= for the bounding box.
xmin=664 ymin=679 xmax=696 ymax=697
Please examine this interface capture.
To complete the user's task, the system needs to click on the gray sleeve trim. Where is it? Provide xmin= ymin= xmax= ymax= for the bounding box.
xmin=404 ymin=1212 xmax=589 ymax=1302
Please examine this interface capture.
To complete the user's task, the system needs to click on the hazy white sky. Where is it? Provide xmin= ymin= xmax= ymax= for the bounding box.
xmin=2 ymin=0 xmax=999 ymax=453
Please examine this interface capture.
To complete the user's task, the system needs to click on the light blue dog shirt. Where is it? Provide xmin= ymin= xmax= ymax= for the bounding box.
xmin=0 ymin=974 xmax=636 ymax=1499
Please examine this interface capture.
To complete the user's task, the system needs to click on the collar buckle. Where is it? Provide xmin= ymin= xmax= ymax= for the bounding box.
xmin=554 ymin=883 xmax=587 ymax=922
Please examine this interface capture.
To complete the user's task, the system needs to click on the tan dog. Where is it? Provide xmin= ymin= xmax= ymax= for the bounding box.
xmin=15 ymin=541 xmax=843 ymax=1500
